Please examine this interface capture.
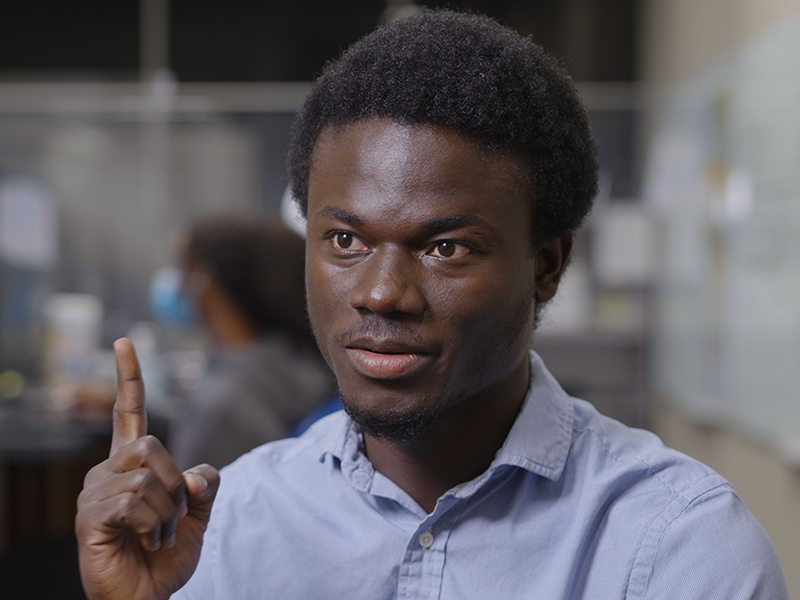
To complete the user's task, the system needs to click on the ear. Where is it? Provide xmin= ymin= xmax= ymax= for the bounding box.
xmin=534 ymin=235 xmax=574 ymax=304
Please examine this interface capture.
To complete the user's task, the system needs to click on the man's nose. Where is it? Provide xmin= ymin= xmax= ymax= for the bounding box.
xmin=349 ymin=248 xmax=426 ymax=316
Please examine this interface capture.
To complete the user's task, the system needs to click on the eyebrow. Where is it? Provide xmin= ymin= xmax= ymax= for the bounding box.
xmin=318 ymin=207 xmax=495 ymax=235
xmin=418 ymin=214 xmax=496 ymax=235
xmin=319 ymin=206 xmax=363 ymax=226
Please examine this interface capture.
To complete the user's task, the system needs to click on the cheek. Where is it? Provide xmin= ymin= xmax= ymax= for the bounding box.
xmin=429 ymin=265 xmax=536 ymax=351
xmin=306 ymin=260 xmax=352 ymax=339
xmin=305 ymin=259 xmax=332 ymax=341
xmin=431 ymin=263 xmax=533 ymax=321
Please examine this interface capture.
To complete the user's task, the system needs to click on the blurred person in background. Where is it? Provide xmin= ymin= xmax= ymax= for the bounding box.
xmin=162 ymin=215 xmax=334 ymax=469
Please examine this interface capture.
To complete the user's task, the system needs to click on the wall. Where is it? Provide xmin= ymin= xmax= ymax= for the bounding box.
xmin=642 ymin=0 xmax=800 ymax=596
xmin=642 ymin=0 xmax=800 ymax=91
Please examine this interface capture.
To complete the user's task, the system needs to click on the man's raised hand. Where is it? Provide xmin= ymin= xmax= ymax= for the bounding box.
xmin=75 ymin=338 xmax=220 ymax=600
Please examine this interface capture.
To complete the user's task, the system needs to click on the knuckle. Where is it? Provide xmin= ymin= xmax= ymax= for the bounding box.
xmin=74 ymin=507 xmax=94 ymax=538
xmin=117 ymin=492 xmax=139 ymax=515
xmin=114 ymin=402 xmax=145 ymax=421
xmin=75 ymin=492 xmax=101 ymax=529
xmin=122 ymin=371 xmax=144 ymax=385
xmin=131 ymin=467 xmax=155 ymax=490
xmin=138 ymin=435 xmax=163 ymax=457
xmin=134 ymin=512 xmax=160 ymax=535
xmin=76 ymin=488 xmax=92 ymax=513
xmin=83 ymin=462 xmax=106 ymax=487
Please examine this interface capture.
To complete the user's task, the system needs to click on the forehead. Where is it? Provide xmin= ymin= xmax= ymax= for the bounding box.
xmin=307 ymin=118 xmax=532 ymax=235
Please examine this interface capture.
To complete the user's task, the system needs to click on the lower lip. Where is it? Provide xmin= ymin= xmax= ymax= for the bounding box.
xmin=345 ymin=348 xmax=431 ymax=380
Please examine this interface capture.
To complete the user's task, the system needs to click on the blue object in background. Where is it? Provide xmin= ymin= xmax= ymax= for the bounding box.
xmin=149 ymin=267 xmax=196 ymax=327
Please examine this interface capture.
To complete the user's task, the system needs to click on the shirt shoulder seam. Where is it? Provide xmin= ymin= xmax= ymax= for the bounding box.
xmin=625 ymin=479 xmax=735 ymax=599
xmin=576 ymin=423 xmax=723 ymax=502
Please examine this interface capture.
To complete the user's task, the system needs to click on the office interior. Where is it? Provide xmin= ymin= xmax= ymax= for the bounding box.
xmin=1 ymin=1 xmax=799 ymax=597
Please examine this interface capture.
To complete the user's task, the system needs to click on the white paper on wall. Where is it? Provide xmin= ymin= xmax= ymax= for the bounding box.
xmin=0 ymin=177 xmax=59 ymax=271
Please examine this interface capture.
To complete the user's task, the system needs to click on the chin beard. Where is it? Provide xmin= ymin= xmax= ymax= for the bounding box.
xmin=341 ymin=398 xmax=446 ymax=443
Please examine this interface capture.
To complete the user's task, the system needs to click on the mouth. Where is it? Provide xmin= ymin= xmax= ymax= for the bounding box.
xmin=344 ymin=343 xmax=435 ymax=380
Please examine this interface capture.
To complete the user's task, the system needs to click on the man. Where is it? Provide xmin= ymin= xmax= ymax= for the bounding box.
xmin=76 ymin=11 xmax=790 ymax=600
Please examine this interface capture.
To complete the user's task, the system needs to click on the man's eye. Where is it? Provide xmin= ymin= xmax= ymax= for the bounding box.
xmin=331 ymin=232 xmax=367 ymax=251
xmin=429 ymin=241 xmax=469 ymax=259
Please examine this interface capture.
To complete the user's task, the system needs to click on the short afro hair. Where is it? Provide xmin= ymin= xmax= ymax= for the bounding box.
xmin=287 ymin=9 xmax=599 ymax=244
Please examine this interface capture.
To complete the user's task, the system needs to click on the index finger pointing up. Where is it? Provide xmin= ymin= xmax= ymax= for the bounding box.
xmin=110 ymin=337 xmax=147 ymax=456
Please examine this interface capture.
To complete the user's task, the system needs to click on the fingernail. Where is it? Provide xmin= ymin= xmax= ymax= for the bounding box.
xmin=166 ymin=534 xmax=176 ymax=549
xmin=149 ymin=538 xmax=161 ymax=552
xmin=178 ymin=501 xmax=188 ymax=519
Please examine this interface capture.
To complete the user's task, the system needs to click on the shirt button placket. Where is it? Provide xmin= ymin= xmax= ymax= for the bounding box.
xmin=398 ymin=528 xmax=441 ymax=599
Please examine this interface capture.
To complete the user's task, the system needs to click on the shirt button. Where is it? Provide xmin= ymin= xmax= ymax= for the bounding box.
xmin=417 ymin=531 xmax=434 ymax=549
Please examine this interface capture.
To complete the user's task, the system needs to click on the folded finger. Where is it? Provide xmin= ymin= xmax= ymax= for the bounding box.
xmin=105 ymin=435 xmax=187 ymax=508
xmin=85 ymin=468 xmax=181 ymax=531
xmin=100 ymin=492 xmax=164 ymax=552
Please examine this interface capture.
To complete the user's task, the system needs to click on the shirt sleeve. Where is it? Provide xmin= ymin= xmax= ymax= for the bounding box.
xmin=169 ymin=535 xmax=217 ymax=599
xmin=633 ymin=484 xmax=790 ymax=600
xmin=169 ymin=504 xmax=222 ymax=600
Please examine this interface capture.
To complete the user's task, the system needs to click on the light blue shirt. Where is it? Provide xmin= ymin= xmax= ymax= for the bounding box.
xmin=175 ymin=352 xmax=789 ymax=599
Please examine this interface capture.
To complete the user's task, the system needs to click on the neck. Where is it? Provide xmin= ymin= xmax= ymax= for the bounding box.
xmin=363 ymin=355 xmax=530 ymax=513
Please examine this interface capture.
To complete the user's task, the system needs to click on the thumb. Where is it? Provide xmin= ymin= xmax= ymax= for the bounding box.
xmin=182 ymin=464 xmax=220 ymax=520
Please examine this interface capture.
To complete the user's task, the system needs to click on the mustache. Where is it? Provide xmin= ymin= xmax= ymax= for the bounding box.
xmin=335 ymin=314 xmax=431 ymax=348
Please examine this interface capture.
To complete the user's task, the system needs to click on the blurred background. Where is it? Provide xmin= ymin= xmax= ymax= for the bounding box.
xmin=1 ymin=0 xmax=799 ymax=597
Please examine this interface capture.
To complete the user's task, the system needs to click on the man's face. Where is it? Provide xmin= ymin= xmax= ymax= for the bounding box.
xmin=305 ymin=118 xmax=538 ymax=441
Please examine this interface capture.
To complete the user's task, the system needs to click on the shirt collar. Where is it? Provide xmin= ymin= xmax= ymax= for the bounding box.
xmin=490 ymin=350 xmax=574 ymax=481
xmin=320 ymin=350 xmax=574 ymax=483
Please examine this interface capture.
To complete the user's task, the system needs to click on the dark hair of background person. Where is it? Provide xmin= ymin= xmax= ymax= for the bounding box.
xmin=287 ymin=9 xmax=599 ymax=247
xmin=185 ymin=215 xmax=313 ymax=347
